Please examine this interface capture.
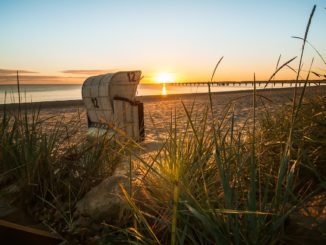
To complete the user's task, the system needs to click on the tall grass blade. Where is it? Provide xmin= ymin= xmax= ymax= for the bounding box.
xmin=119 ymin=183 xmax=161 ymax=244
xmin=292 ymin=36 xmax=326 ymax=65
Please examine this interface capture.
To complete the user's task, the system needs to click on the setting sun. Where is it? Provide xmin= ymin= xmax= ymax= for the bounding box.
xmin=155 ymin=72 xmax=175 ymax=83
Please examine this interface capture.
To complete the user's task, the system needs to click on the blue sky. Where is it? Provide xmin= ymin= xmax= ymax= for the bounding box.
xmin=0 ymin=0 xmax=325 ymax=83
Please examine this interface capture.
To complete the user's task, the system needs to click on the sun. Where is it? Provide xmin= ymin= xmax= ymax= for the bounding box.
xmin=155 ymin=72 xmax=175 ymax=83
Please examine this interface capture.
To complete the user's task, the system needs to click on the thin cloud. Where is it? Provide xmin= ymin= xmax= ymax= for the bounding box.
xmin=61 ymin=69 xmax=117 ymax=75
xmin=0 ymin=75 xmax=85 ymax=84
xmin=0 ymin=69 xmax=38 ymax=75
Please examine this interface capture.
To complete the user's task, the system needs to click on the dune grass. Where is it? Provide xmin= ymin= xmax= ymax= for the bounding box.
xmin=98 ymin=88 xmax=325 ymax=244
xmin=106 ymin=96 xmax=325 ymax=243
xmin=0 ymin=103 xmax=122 ymax=235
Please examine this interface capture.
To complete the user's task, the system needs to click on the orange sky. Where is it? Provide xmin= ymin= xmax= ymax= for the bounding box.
xmin=0 ymin=65 xmax=321 ymax=85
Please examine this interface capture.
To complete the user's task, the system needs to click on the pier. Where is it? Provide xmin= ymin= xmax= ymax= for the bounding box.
xmin=169 ymin=80 xmax=326 ymax=87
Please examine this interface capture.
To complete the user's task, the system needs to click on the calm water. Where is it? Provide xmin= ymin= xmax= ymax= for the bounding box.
xmin=0 ymin=83 xmax=294 ymax=104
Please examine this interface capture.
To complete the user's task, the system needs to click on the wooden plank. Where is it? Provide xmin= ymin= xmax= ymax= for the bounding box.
xmin=0 ymin=219 xmax=62 ymax=244
xmin=138 ymin=102 xmax=145 ymax=141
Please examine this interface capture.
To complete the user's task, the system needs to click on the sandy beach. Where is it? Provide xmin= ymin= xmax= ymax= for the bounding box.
xmin=2 ymin=86 xmax=326 ymax=145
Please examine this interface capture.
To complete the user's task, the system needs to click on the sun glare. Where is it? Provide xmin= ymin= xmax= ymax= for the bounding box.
xmin=155 ymin=72 xmax=175 ymax=83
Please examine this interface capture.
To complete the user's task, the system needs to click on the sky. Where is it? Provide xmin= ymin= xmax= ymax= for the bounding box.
xmin=0 ymin=0 xmax=325 ymax=84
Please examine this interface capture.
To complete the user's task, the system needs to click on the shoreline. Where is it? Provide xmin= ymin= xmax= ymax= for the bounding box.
xmin=1 ymin=85 xmax=325 ymax=110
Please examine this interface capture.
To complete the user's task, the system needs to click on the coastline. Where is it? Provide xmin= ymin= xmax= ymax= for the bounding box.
xmin=1 ymin=85 xmax=325 ymax=110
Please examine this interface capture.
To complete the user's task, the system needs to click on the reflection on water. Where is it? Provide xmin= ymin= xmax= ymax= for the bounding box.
xmin=0 ymin=84 xmax=82 ymax=104
xmin=161 ymin=83 xmax=167 ymax=95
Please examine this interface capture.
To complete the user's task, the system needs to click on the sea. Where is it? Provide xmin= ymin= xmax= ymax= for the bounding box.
xmin=0 ymin=83 xmax=293 ymax=104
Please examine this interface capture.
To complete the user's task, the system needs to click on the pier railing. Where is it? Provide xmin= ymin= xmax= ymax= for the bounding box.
xmin=169 ymin=80 xmax=326 ymax=87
